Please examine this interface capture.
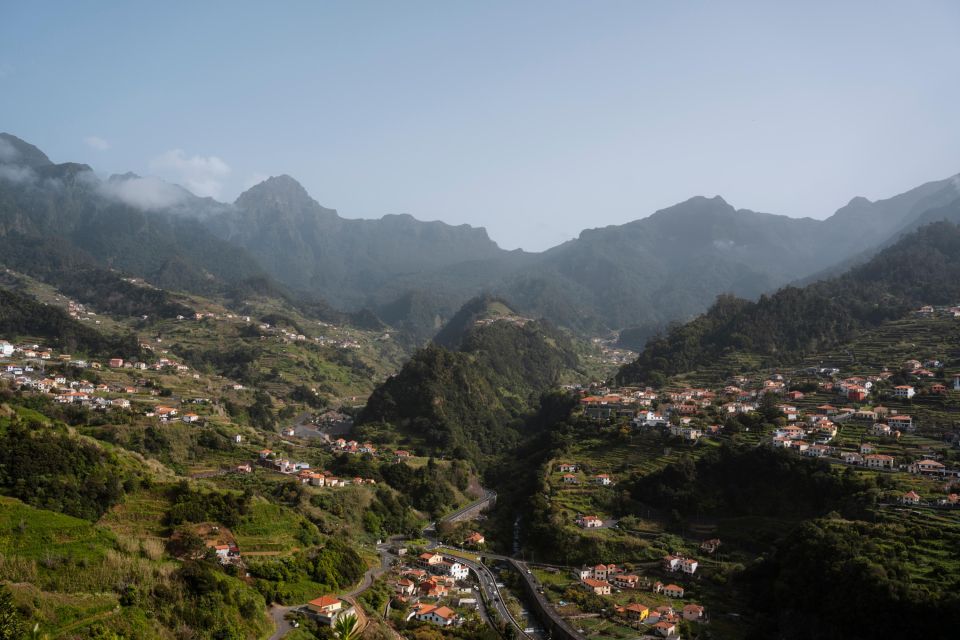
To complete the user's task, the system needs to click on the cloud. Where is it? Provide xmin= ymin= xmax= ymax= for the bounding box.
xmin=84 ymin=135 xmax=110 ymax=151
xmin=98 ymin=175 xmax=188 ymax=210
xmin=0 ymin=164 xmax=35 ymax=184
xmin=149 ymin=148 xmax=231 ymax=199
xmin=0 ymin=138 xmax=20 ymax=163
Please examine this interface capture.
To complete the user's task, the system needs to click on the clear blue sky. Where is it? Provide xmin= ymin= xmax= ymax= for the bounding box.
xmin=2 ymin=1 xmax=959 ymax=250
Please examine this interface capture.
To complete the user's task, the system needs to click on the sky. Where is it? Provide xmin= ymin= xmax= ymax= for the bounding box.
xmin=2 ymin=1 xmax=959 ymax=251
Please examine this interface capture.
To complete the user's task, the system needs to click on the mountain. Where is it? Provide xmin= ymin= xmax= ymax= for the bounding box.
xmin=357 ymin=298 xmax=582 ymax=462
xmin=617 ymin=220 xmax=960 ymax=385
xmin=5 ymin=132 xmax=960 ymax=343
xmin=214 ymin=170 xmax=960 ymax=341
xmin=211 ymin=175 xmax=533 ymax=310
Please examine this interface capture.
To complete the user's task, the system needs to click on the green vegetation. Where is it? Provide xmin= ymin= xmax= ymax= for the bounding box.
xmin=619 ymin=221 xmax=960 ymax=385
xmin=359 ymin=311 xmax=582 ymax=463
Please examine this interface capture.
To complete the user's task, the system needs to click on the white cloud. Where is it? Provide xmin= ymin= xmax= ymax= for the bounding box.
xmin=0 ymin=164 xmax=35 ymax=184
xmin=149 ymin=148 xmax=231 ymax=199
xmin=98 ymin=175 xmax=188 ymax=210
xmin=0 ymin=138 xmax=20 ymax=163
xmin=84 ymin=135 xmax=110 ymax=151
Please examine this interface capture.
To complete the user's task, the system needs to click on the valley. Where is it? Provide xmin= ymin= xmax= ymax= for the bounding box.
xmin=2 ymin=133 xmax=960 ymax=640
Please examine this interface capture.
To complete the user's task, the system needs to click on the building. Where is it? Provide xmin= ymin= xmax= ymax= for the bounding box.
xmin=611 ymin=574 xmax=640 ymax=589
xmin=306 ymin=596 xmax=353 ymax=626
xmin=893 ymin=385 xmax=915 ymax=399
xmin=622 ymin=603 xmax=649 ymax=621
xmin=594 ymin=474 xmax=613 ymax=486
xmin=464 ymin=532 xmax=485 ymax=547
xmin=409 ymin=604 xmax=457 ymax=626
xmin=663 ymin=584 xmax=685 ymax=598
xmin=911 ymin=459 xmax=946 ymax=475
xmin=577 ymin=515 xmax=603 ymax=528
xmin=901 ymin=491 xmax=921 ymax=505
xmin=683 ymin=604 xmax=705 ymax=621
xmin=582 ymin=578 xmax=612 ymax=595
xmin=887 ymin=415 xmax=913 ymax=431
xmin=864 ymin=454 xmax=895 ymax=470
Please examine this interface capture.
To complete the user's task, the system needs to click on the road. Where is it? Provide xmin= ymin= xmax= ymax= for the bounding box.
xmin=266 ymin=488 xmax=509 ymax=640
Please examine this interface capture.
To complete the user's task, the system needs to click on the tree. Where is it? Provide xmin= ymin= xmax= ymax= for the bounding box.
xmin=332 ymin=613 xmax=359 ymax=640
xmin=0 ymin=585 xmax=26 ymax=640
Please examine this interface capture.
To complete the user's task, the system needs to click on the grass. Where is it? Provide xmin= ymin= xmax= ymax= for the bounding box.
xmin=233 ymin=498 xmax=309 ymax=553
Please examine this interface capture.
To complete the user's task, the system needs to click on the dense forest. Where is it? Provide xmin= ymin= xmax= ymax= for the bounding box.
xmin=0 ymin=287 xmax=139 ymax=357
xmin=741 ymin=517 xmax=960 ymax=639
xmin=358 ymin=315 xmax=580 ymax=463
xmin=618 ymin=221 xmax=960 ymax=385
xmin=0 ymin=419 xmax=134 ymax=520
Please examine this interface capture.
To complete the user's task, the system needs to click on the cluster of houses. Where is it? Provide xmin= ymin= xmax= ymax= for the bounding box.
xmin=913 ymin=304 xmax=960 ymax=319
xmin=572 ymin=559 xmax=704 ymax=637
xmin=384 ymin=552 xmax=479 ymax=627
xmin=255 ymin=449 xmax=376 ymax=487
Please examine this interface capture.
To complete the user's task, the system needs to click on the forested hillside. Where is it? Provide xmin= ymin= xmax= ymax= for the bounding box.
xmin=618 ymin=221 xmax=960 ymax=385
xmin=359 ymin=305 xmax=582 ymax=462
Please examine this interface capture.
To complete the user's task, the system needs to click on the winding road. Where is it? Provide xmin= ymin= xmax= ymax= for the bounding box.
xmin=266 ymin=489 xmax=519 ymax=640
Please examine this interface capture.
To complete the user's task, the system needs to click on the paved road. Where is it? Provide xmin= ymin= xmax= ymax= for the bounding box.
xmin=266 ymin=538 xmax=395 ymax=640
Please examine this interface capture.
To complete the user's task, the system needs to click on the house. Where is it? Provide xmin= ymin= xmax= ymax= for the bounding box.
xmin=653 ymin=620 xmax=678 ymax=637
xmin=464 ymin=532 xmax=485 ymax=547
xmin=108 ymin=358 xmax=124 ymax=368
xmin=594 ymin=474 xmax=613 ymax=486
xmin=841 ymin=452 xmax=863 ymax=465
xmin=577 ymin=515 xmax=603 ymax=528
xmin=563 ymin=474 xmax=578 ymax=484
xmin=663 ymin=584 xmax=685 ymax=598
xmin=683 ymin=604 xmax=705 ymax=621
xmin=893 ymin=385 xmax=916 ymax=399
xmin=700 ymin=538 xmax=721 ymax=554
xmin=662 ymin=555 xmax=682 ymax=572
xmin=911 ymin=459 xmax=946 ymax=475
xmin=887 ymin=415 xmax=913 ymax=431
xmin=581 ymin=578 xmax=612 ymax=595
xmin=306 ymin=596 xmax=353 ymax=626
xmin=181 ymin=412 xmax=200 ymax=424
xmin=438 ymin=561 xmax=469 ymax=581
xmin=410 ymin=604 xmax=457 ymax=626
xmin=859 ymin=443 xmax=876 ymax=454
xmin=395 ymin=578 xmax=416 ymax=596
xmin=681 ymin=558 xmax=698 ymax=574
xmin=864 ymin=454 xmax=895 ymax=470
xmin=611 ymin=574 xmax=640 ymax=589
xmin=622 ymin=602 xmax=649 ymax=621
xmin=871 ymin=423 xmax=893 ymax=437
xmin=901 ymin=491 xmax=921 ymax=505
xmin=589 ymin=564 xmax=610 ymax=580
xmin=418 ymin=552 xmax=445 ymax=568
xmin=931 ymin=383 xmax=947 ymax=395
xmin=558 ymin=463 xmax=578 ymax=473
xmin=786 ymin=390 xmax=805 ymax=401
xmin=847 ymin=386 xmax=868 ymax=402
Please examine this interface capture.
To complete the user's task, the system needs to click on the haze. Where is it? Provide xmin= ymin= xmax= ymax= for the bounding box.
xmin=2 ymin=0 xmax=959 ymax=251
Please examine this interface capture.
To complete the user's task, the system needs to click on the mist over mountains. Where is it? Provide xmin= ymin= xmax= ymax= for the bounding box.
xmin=2 ymin=131 xmax=959 ymax=342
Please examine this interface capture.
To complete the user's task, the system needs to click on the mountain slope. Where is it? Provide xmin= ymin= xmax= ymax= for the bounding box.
xmin=358 ymin=299 xmax=581 ymax=462
xmin=617 ymin=220 xmax=960 ymax=385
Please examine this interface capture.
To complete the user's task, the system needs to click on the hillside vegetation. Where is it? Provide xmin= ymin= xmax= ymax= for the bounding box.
xmin=619 ymin=221 xmax=960 ymax=385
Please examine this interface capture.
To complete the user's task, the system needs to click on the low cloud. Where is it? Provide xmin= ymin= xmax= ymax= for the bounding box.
xmin=98 ymin=175 xmax=188 ymax=210
xmin=0 ymin=138 xmax=20 ymax=163
xmin=149 ymin=149 xmax=231 ymax=199
xmin=0 ymin=139 xmax=35 ymax=184
xmin=84 ymin=135 xmax=110 ymax=151
xmin=0 ymin=164 xmax=35 ymax=184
